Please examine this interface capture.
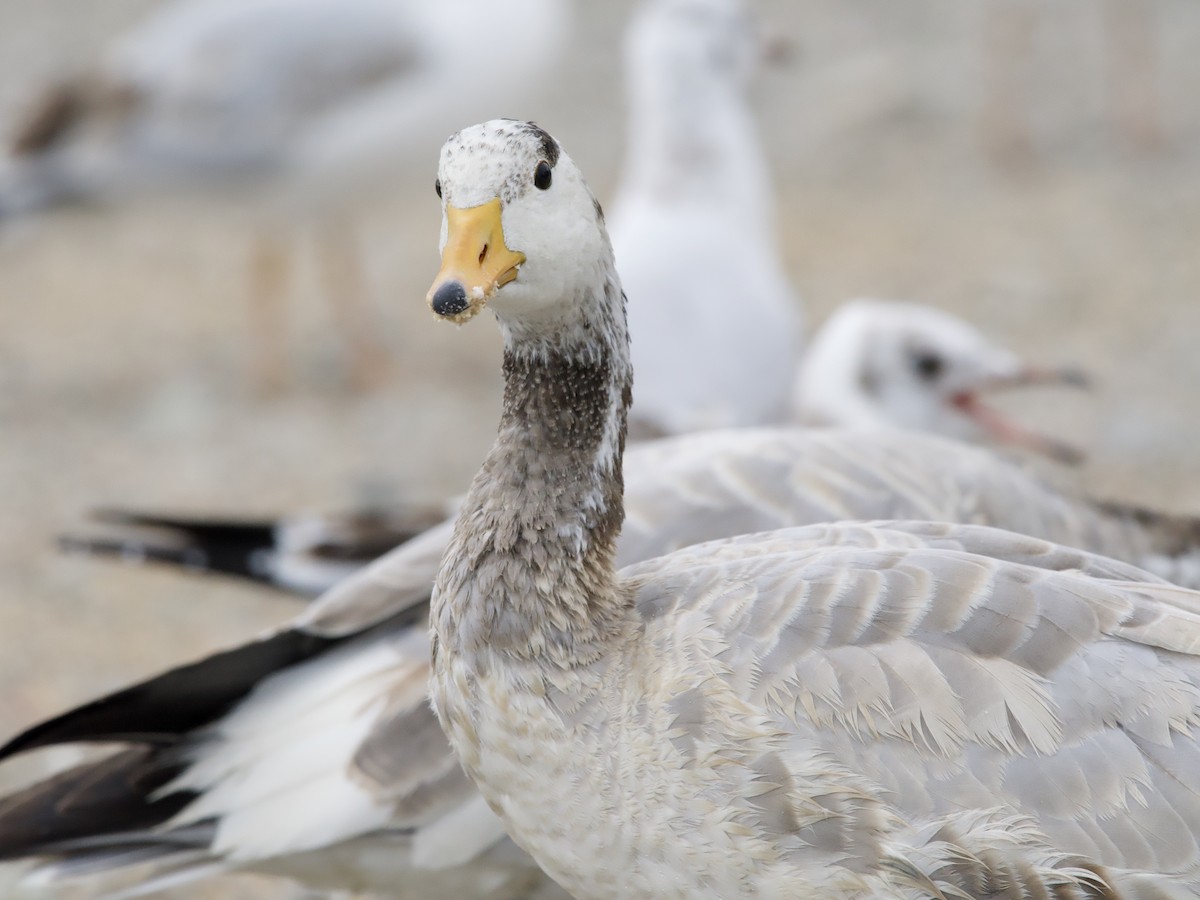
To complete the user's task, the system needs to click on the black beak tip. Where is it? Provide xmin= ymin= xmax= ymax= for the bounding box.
xmin=431 ymin=281 xmax=470 ymax=318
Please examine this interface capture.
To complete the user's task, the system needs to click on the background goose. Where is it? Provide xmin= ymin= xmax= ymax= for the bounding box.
xmin=424 ymin=119 xmax=1200 ymax=897
xmin=5 ymin=426 xmax=1200 ymax=896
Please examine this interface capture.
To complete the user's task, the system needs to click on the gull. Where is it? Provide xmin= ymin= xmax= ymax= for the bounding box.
xmin=794 ymin=298 xmax=1088 ymax=464
xmin=606 ymin=0 xmax=803 ymax=437
xmin=0 ymin=0 xmax=569 ymax=388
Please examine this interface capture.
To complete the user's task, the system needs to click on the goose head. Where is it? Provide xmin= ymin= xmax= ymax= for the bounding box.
xmin=426 ymin=119 xmax=613 ymax=337
xmin=796 ymin=299 xmax=1089 ymax=463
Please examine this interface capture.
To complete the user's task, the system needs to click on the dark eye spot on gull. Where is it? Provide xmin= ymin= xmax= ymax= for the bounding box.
xmin=912 ymin=351 xmax=944 ymax=381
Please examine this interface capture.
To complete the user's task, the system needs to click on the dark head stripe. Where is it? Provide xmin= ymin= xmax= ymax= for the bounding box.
xmin=517 ymin=121 xmax=560 ymax=168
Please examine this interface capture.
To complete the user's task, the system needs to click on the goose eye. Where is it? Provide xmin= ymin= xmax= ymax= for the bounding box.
xmin=434 ymin=178 xmax=442 ymax=199
xmin=534 ymin=161 xmax=553 ymax=190
xmin=912 ymin=352 xmax=944 ymax=381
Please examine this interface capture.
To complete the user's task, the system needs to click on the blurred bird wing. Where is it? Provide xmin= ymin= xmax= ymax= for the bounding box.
xmin=618 ymin=428 xmax=1163 ymax=572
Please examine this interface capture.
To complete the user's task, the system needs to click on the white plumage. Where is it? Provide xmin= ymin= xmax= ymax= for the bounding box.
xmin=608 ymin=0 xmax=803 ymax=437
xmin=795 ymin=298 xmax=1087 ymax=462
xmin=0 ymin=0 xmax=568 ymax=214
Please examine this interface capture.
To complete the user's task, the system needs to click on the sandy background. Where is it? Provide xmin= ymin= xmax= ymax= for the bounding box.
xmin=0 ymin=0 xmax=1197 ymax=896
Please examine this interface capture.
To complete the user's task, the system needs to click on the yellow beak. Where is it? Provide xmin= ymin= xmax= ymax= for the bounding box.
xmin=427 ymin=198 xmax=526 ymax=324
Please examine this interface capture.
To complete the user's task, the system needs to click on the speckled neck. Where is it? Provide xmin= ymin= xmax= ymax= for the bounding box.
xmin=433 ymin=276 xmax=634 ymax=668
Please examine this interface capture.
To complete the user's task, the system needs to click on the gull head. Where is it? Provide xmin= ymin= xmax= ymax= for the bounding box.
xmin=426 ymin=119 xmax=610 ymax=329
xmin=627 ymin=0 xmax=766 ymax=100
xmin=797 ymin=300 xmax=1090 ymax=464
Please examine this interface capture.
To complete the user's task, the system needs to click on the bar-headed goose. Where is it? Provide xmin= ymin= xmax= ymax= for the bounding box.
xmin=423 ymin=118 xmax=1200 ymax=897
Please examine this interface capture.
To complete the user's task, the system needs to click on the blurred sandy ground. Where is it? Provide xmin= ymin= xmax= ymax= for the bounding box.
xmin=0 ymin=0 xmax=1197 ymax=896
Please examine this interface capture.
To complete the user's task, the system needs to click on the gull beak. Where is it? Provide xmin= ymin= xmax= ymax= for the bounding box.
xmin=950 ymin=364 xmax=1092 ymax=465
xmin=427 ymin=198 xmax=526 ymax=324
xmin=984 ymin=365 xmax=1092 ymax=392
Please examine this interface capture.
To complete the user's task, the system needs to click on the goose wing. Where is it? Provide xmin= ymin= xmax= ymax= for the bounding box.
xmin=621 ymin=520 xmax=1200 ymax=889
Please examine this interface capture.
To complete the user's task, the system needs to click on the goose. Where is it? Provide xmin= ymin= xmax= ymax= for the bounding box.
xmin=11 ymin=429 xmax=1200 ymax=898
xmin=0 ymin=0 xmax=568 ymax=388
xmin=5 ymin=121 xmax=1200 ymax=898
xmin=422 ymin=118 xmax=1200 ymax=896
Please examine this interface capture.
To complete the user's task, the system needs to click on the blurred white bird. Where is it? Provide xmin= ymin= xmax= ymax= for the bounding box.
xmin=608 ymin=0 xmax=804 ymax=437
xmin=605 ymin=0 xmax=1083 ymax=460
xmin=1 ymin=0 xmax=569 ymax=209
xmin=794 ymin=298 xmax=1089 ymax=463
xmin=0 ymin=0 xmax=570 ymax=388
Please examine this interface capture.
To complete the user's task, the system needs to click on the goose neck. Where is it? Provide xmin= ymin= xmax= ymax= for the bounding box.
xmin=434 ymin=283 xmax=634 ymax=668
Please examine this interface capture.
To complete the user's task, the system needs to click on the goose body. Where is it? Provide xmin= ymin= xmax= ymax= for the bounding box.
xmin=426 ymin=119 xmax=1200 ymax=897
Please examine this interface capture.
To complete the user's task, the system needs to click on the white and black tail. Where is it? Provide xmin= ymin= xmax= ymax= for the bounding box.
xmin=58 ymin=504 xmax=448 ymax=598
xmin=0 ymin=624 xmax=363 ymax=883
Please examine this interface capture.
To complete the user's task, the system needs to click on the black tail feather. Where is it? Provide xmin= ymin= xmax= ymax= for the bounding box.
xmin=59 ymin=505 xmax=445 ymax=595
xmin=0 ymin=746 xmax=201 ymax=861
xmin=59 ymin=534 xmax=222 ymax=573
xmin=72 ymin=509 xmax=281 ymax=584
xmin=0 ymin=628 xmax=338 ymax=760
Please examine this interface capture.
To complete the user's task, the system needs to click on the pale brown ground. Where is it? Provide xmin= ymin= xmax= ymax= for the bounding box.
xmin=0 ymin=0 xmax=1197 ymax=897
